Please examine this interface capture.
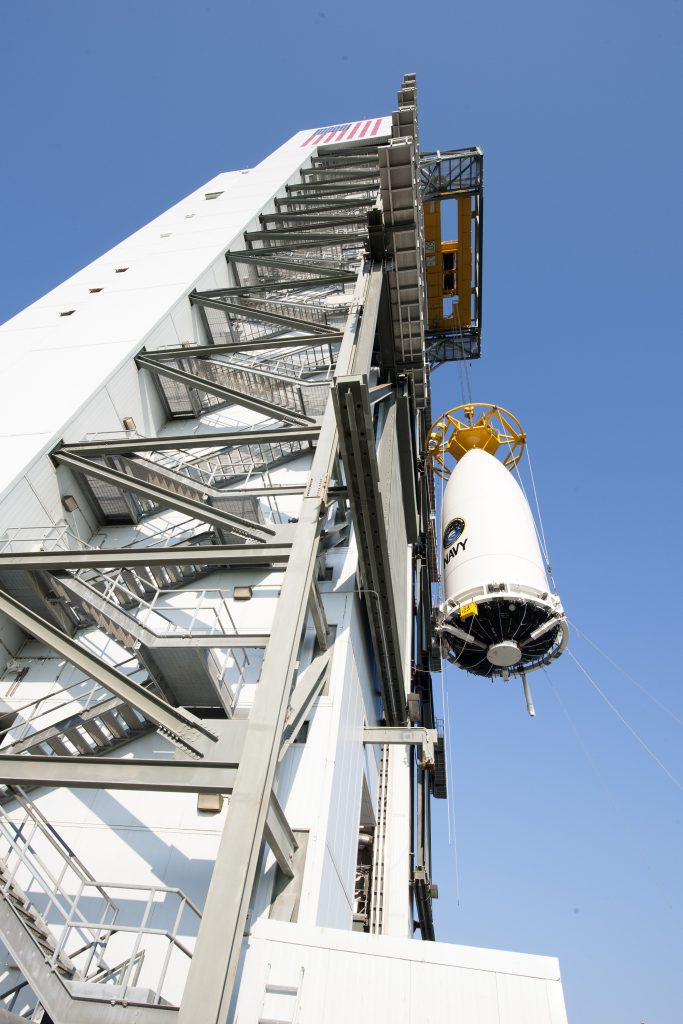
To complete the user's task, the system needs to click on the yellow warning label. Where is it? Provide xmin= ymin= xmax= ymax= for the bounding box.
xmin=459 ymin=601 xmax=479 ymax=619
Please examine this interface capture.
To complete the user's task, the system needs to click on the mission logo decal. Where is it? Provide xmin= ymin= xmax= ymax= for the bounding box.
xmin=443 ymin=517 xmax=465 ymax=548
xmin=443 ymin=517 xmax=468 ymax=564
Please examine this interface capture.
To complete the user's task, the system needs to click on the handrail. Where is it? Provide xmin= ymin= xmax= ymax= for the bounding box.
xmin=0 ymin=657 xmax=148 ymax=747
xmin=0 ymin=798 xmax=202 ymax=1006
xmin=10 ymin=789 xmax=119 ymax=914
xmin=0 ymin=807 xmax=117 ymax=977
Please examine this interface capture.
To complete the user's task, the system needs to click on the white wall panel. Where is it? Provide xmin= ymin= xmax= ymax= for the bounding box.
xmin=0 ymin=477 xmax=53 ymax=534
xmin=383 ymin=743 xmax=412 ymax=937
xmin=0 ymin=135 xmax=317 ymax=498
xmin=234 ymin=920 xmax=568 ymax=1024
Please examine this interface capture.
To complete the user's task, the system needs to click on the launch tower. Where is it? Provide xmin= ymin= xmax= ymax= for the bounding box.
xmin=0 ymin=77 xmax=568 ymax=1023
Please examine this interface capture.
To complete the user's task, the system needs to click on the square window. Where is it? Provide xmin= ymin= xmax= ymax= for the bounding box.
xmin=204 ymin=191 xmax=223 ymax=200
xmin=89 ymin=287 xmax=103 ymax=293
xmin=59 ymin=309 xmax=75 ymax=317
xmin=114 ymin=267 xmax=129 ymax=274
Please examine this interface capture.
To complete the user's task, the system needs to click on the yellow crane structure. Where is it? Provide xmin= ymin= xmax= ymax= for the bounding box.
xmin=420 ymin=147 xmax=483 ymax=363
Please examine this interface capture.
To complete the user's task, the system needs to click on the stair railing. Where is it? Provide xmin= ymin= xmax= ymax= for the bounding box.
xmin=0 ymin=524 xmax=72 ymax=555
xmin=0 ymin=658 xmax=147 ymax=751
xmin=62 ymin=881 xmax=202 ymax=1006
xmin=0 ymin=793 xmax=119 ymax=979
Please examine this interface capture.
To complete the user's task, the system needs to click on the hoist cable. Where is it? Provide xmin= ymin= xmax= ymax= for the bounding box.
xmin=567 ymin=649 xmax=683 ymax=797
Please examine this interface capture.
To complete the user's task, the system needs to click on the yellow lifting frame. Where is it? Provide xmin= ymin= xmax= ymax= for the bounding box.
xmin=426 ymin=403 xmax=526 ymax=479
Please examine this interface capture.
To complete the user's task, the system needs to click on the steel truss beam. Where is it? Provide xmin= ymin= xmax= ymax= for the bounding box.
xmin=242 ymin=230 xmax=367 ymax=245
xmin=0 ymin=755 xmax=237 ymax=794
xmin=264 ymin=793 xmax=298 ymax=878
xmin=275 ymin=197 xmax=376 ymax=210
xmin=149 ymin=633 xmax=269 ymax=649
xmin=189 ymin=292 xmax=332 ymax=337
xmin=285 ymin=181 xmax=379 ymax=195
xmin=0 ymin=589 xmax=216 ymax=757
xmin=307 ymin=579 xmax=330 ymax=651
xmin=363 ymin=727 xmax=436 ymax=766
xmin=301 ymin=167 xmax=380 ymax=179
xmin=231 ymin=242 xmax=362 ymax=261
xmin=193 ymin=274 xmax=353 ymax=297
xmin=227 ymin=249 xmax=355 ymax=274
xmin=259 ymin=213 xmax=367 ymax=227
xmin=136 ymin=354 xmax=316 ymax=428
xmin=54 ymin=450 xmax=280 ymax=544
xmin=257 ymin=216 xmax=367 ymax=233
xmin=61 ymin=427 xmax=319 ymax=456
xmin=0 ymin=545 xmax=292 ymax=571
xmin=311 ymin=148 xmax=378 ymax=160
xmin=297 ymin=181 xmax=378 ymax=191
xmin=310 ymin=161 xmax=378 ymax=173
xmin=419 ymin=146 xmax=483 ymax=199
xmin=278 ymin=650 xmax=331 ymax=760
xmin=149 ymin=335 xmax=342 ymax=359
xmin=332 ymin=373 xmax=407 ymax=727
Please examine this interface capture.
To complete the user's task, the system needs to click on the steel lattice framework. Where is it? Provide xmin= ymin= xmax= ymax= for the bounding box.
xmin=0 ymin=75 xmax=468 ymax=1023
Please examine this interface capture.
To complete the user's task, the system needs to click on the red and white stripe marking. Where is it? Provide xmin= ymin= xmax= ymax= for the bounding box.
xmin=300 ymin=117 xmax=387 ymax=148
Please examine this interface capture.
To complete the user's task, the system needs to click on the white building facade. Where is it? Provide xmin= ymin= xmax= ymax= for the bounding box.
xmin=0 ymin=77 xmax=568 ymax=1023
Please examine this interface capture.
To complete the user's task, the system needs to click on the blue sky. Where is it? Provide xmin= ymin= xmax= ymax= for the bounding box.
xmin=1 ymin=2 xmax=682 ymax=1021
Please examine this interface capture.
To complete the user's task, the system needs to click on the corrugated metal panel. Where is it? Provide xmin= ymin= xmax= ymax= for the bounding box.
xmin=0 ymin=478 xmax=53 ymax=535
xmin=63 ymin=383 xmax=121 ymax=445
xmin=104 ymin=361 xmax=145 ymax=430
xmin=25 ymin=458 xmax=62 ymax=526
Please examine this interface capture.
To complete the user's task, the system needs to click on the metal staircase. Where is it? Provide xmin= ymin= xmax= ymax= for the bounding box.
xmin=79 ymin=454 xmax=264 ymax=538
xmin=47 ymin=573 xmax=237 ymax=713
xmin=0 ymin=652 xmax=155 ymax=774
xmin=165 ymin=355 xmax=330 ymax=420
xmin=0 ymin=791 xmax=196 ymax=1021
xmin=115 ymin=455 xmax=269 ymax=532
xmin=0 ymin=862 xmax=78 ymax=982
xmin=219 ymin=339 xmax=338 ymax=380
xmin=0 ymin=567 xmax=81 ymax=638
xmin=141 ymin=436 xmax=313 ymax=490
xmin=2 ymin=693 xmax=151 ymax=760
xmin=62 ymin=440 xmax=306 ymax=529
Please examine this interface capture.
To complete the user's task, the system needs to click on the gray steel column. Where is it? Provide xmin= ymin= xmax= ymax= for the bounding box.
xmin=177 ymin=265 xmax=376 ymax=1024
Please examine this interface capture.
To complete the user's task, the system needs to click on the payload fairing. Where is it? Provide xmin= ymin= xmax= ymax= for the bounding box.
xmin=429 ymin=404 xmax=568 ymax=682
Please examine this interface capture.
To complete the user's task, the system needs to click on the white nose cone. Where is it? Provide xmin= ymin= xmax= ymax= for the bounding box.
xmin=439 ymin=448 xmax=567 ymax=676
xmin=442 ymin=448 xmax=548 ymax=600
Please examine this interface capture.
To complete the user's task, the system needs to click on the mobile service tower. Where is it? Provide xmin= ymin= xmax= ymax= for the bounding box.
xmin=0 ymin=76 xmax=568 ymax=1024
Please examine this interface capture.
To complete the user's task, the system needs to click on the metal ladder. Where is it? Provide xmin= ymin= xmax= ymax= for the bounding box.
xmin=258 ymin=967 xmax=304 ymax=1024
